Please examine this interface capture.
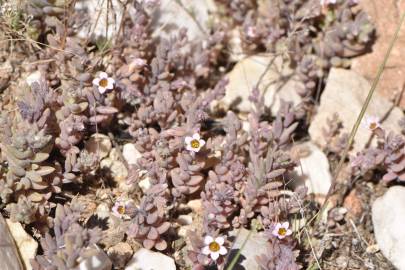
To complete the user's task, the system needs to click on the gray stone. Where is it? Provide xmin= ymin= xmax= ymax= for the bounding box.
xmin=85 ymin=134 xmax=112 ymax=159
xmin=26 ymin=71 xmax=42 ymax=86
xmin=227 ymin=228 xmax=268 ymax=270
xmin=216 ymin=55 xmax=302 ymax=115
xmin=309 ymin=68 xmax=404 ymax=153
xmin=75 ymin=0 xmax=124 ymax=41
xmin=75 ymin=247 xmax=112 ymax=270
xmin=6 ymin=219 xmax=38 ymax=270
xmin=122 ymin=143 xmax=142 ymax=165
xmin=372 ymin=186 xmax=405 ymax=270
xmin=125 ymin=248 xmax=176 ymax=270
xmin=293 ymin=142 xmax=332 ymax=195
xmin=0 ymin=215 xmax=24 ymax=270
xmin=151 ymin=0 xmax=216 ymax=41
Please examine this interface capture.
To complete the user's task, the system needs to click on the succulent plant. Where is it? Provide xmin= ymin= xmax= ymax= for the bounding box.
xmin=0 ymin=119 xmax=59 ymax=223
xmin=127 ymin=184 xmax=171 ymax=250
xmin=0 ymin=0 xmax=380 ymax=269
xmin=256 ymin=238 xmax=300 ymax=270
xmin=31 ymin=203 xmax=102 ymax=270
xmin=351 ymin=131 xmax=405 ymax=182
xmin=201 ymin=111 xmax=246 ymax=231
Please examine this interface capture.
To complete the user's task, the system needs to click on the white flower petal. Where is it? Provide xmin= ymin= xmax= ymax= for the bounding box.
xmin=186 ymin=145 xmax=195 ymax=152
xmin=282 ymin=221 xmax=289 ymax=229
xmin=204 ymin=236 xmax=213 ymax=245
xmin=92 ymin=78 xmax=100 ymax=86
xmin=219 ymin=246 xmax=227 ymax=255
xmin=99 ymin=72 xmax=108 ymax=78
xmin=185 ymin=136 xmax=193 ymax=145
xmin=107 ymin=77 xmax=115 ymax=87
xmin=202 ymin=246 xmax=210 ymax=255
xmin=192 ymin=133 xmax=200 ymax=140
xmin=278 ymin=234 xmax=286 ymax=239
xmin=272 ymin=223 xmax=281 ymax=236
xmin=286 ymin=229 xmax=293 ymax=236
xmin=215 ymin=237 xmax=224 ymax=245
xmin=99 ymin=87 xmax=107 ymax=94
xmin=210 ymin=252 xmax=219 ymax=261
xmin=199 ymin=139 xmax=206 ymax=147
xmin=106 ymin=83 xmax=114 ymax=90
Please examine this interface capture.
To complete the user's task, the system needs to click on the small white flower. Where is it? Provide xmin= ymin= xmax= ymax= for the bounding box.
xmin=362 ymin=115 xmax=381 ymax=131
xmin=185 ymin=133 xmax=205 ymax=153
xmin=112 ymin=199 xmax=135 ymax=220
xmin=202 ymin=236 xmax=227 ymax=261
xmin=92 ymin=72 xmax=115 ymax=94
xmin=246 ymin=26 xmax=257 ymax=38
xmin=320 ymin=0 xmax=337 ymax=6
xmin=272 ymin=222 xmax=293 ymax=239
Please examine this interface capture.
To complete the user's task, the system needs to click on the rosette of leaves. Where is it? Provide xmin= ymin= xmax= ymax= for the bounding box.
xmin=201 ymin=111 xmax=247 ymax=230
xmin=256 ymin=237 xmax=300 ymax=270
xmin=55 ymin=92 xmax=88 ymax=181
xmin=0 ymin=121 xmax=59 ymax=223
xmin=186 ymin=231 xmax=211 ymax=268
xmin=31 ymin=203 xmax=102 ymax=270
xmin=171 ymin=153 xmax=205 ymax=197
xmin=127 ymin=184 xmax=171 ymax=250
xmin=298 ymin=0 xmax=374 ymax=97
xmin=351 ymin=132 xmax=405 ymax=182
xmin=237 ymin=100 xmax=306 ymax=227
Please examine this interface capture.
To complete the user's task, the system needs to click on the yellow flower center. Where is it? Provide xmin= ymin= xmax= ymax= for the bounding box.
xmin=99 ymin=78 xmax=108 ymax=87
xmin=369 ymin=122 xmax=377 ymax=130
xmin=117 ymin=205 xmax=125 ymax=215
xmin=191 ymin=139 xmax=200 ymax=149
xmin=278 ymin=227 xmax=287 ymax=236
xmin=209 ymin=241 xmax=220 ymax=252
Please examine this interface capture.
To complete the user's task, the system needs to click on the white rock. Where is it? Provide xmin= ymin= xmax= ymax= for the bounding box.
xmin=122 ymin=143 xmax=142 ymax=165
xmin=85 ymin=134 xmax=112 ymax=159
xmin=100 ymin=158 xmax=128 ymax=183
xmin=293 ymin=142 xmax=332 ymax=195
xmin=176 ymin=214 xmax=193 ymax=226
xmin=218 ymin=55 xmax=302 ymax=115
xmin=75 ymin=0 xmax=124 ymax=41
xmin=309 ymin=68 xmax=404 ymax=153
xmin=26 ymin=71 xmax=42 ymax=86
xmin=96 ymin=203 xmax=111 ymax=219
xmin=186 ymin=199 xmax=202 ymax=213
xmin=6 ymin=219 xmax=38 ymax=270
xmin=107 ymin=242 xmax=133 ymax=268
xmin=138 ymin=177 xmax=151 ymax=192
xmin=125 ymin=248 xmax=176 ymax=270
xmin=228 ymin=28 xmax=246 ymax=62
xmin=151 ymin=0 xmax=216 ymax=40
xmin=76 ymin=247 xmax=112 ymax=270
xmin=0 ymin=216 xmax=24 ymax=270
xmin=372 ymin=186 xmax=405 ymax=270
xmin=229 ymin=228 xmax=268 ymax=270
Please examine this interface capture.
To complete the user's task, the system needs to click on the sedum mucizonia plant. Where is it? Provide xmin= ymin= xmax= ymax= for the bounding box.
xmin=0 ymin=89 xmax=60 ymax=223
xmin=215 ymin=0 xmax=375 ymax=98
xmin=31 ymin=203 xmax=102 ymax=270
